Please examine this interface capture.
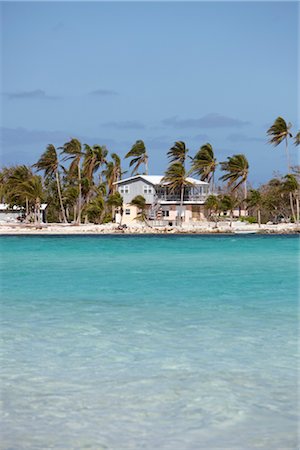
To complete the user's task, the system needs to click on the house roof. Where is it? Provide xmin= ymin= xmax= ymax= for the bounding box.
xmin=114 ymin=175 xmax=208 ymax=186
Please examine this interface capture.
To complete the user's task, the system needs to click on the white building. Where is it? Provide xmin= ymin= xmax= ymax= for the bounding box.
xmin=114 ymin=175 xmax=210 ymax=225
xmin=0 ymin=204 xmax=48 ymax=223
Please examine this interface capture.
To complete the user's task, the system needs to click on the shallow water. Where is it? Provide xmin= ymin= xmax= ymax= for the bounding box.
xmin=0 ymin=235 xmax=298 ymax=449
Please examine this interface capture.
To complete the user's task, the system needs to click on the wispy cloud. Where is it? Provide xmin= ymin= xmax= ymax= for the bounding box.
xmin=227 ymin=133 xmax=265 ymax=143
xmin=0 ymin=126 xmax=120 ymax=149
xmin=0 ymin=126 xmax=127 ymax=165
xmin=162 ymin=113 xmax=249 ymax=129
xmin=89 ymin=89 xmax=119 ymax=97
xmin=102 ymin=120 xmax=145 ymax=130
xmin=4 ymin=89 xmax=60 ymax=100
xmin=0 ymin=127 xmax=70 ymax=146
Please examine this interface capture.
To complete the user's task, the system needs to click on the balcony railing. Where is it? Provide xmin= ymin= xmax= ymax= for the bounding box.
xmin=156 ymin=194 xmax=208 ymax=202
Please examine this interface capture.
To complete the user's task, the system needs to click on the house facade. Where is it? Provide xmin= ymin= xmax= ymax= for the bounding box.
xmin=114 ymin=175 xmax=210 ymax=225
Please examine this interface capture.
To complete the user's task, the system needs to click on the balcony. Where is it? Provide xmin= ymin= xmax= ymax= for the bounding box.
xmin=156 ymin=193 xmax=208 ymax=203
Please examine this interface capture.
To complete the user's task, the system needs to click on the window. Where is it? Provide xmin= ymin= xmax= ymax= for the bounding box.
xmin=125 ymin=209 xmax=131 ymax=215
xmin=143 ymin=185 xmax=153 ymax=194
xmin=120 ymin=185 xmax=129 ymax=194
xmin=162 ymin=210 xmax=170 ymax=217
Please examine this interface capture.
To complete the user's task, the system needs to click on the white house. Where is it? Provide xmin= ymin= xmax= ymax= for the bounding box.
xmin=0 ymin=204 xmax=48 ymax=223
xmin=114 ymin=175 xmax=210 ymax=225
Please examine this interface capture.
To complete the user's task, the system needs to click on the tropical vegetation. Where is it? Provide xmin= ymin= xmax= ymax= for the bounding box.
xmin=0 ymin=116 xmax=299 ymax=226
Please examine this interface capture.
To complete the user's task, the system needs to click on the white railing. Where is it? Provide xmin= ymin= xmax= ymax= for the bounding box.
xmin=157 ymin=194 xmax=208 ymax=202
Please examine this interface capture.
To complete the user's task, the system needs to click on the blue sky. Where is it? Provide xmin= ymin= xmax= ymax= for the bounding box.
xmin=1 ymin=1 xmax=298 ymax=185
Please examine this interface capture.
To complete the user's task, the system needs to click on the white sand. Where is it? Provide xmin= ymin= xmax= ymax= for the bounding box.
xmin=0 ymin=221 xmax=298 ymax=235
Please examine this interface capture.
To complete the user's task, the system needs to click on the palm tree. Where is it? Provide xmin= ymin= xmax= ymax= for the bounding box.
xmin=282 ymin=174 xmax=299 ymax=224
xmin=21 ymin=175 xmax=44 ymax=225
xmin=5 ymin=165 xmax=33 ymax=220
xmin=33 ymin=144 xmax=67 ymax=223
xmin=267 ymin=117 xmax=293 ymax=171
xmin=130 ymin=195 xmax=150 ymax=226
xmin=107 ymin=192 xmax=123 ymax=224
xmin=294 ymin=131 xmax=300 ymax=147
xmin=246 ymin=189 xmax=263 ymax=227
xmin=220 ymin=194 xmax=238 ymax=228
xmin=102 ymin=153 xmax=123 ymax=196
xmin=220 ymin=154 xmax=249 ymax=201
xmin=162 ymin=162 xmax=193 ymax=225
xmin=83 ymin=144 xmax=108 ymax=183
xmin=85 ymin=194 xmax=105 ymax=224
xmin=61 ymin=138 xmax=84 ymax=224
xmin=190 ymin=143 xmax=217 ymax=192
xmin=125 ymin=140 xmax=148 ymax=175
xmin=204 ymin=194 xmax=220 ymax=227
xmin=167 ymin=141 xmax=188 ymax=165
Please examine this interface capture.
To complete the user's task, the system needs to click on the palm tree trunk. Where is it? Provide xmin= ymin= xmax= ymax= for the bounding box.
xmin=230 ymin=210 xmax=233 ymax=228
xmin=289 ymin=192 xmax=296 ymax=223
xmin=35 ymin=198 xmax=41 ymax=226
xmin=285 ymin=137 xmax=291 ymax=172
xmin=296 ymin=196 xmax=299 ymax=224
xmin=180 ymin=185 xmax=184 ymax=226
xmin=258 ymin=208 xmax=261 ymax=228
xmin=77 ymin=164 xmax=82 ymax=224
xmin=145 ymin=157 xmax=148 ymax=175
xmin=56 ymin=172 xmax=67 ymax=223
xmin=25 ymin=196 xmax=29 ymax=222
xmin=211 ymin=172 xmax=215 ymax=194
xmin=244 ymin=180 xmax=247 ymax=215
xmin=73 ymin=204 xmax=77 ymax=223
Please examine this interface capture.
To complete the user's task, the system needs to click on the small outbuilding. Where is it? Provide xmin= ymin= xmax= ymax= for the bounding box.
xmin=0 ymin=204 xmax=48 ymax=223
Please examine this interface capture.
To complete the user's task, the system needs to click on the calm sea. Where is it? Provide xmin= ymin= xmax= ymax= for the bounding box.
xmin=0 ymin=235 xmax=298 ymax=449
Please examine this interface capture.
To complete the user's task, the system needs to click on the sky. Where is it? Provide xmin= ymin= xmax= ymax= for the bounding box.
xmin=0 ymin=1 xmax=299 ymax=185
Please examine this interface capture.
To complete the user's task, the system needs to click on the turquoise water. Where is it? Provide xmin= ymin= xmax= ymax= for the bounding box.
xmin=0 ymin=235 xmax=298 ymax=450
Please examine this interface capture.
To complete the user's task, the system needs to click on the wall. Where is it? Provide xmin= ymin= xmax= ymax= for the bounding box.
xmin=117 ymin=179 xmax=156 ymax=204
xmin=0 ymin=211 xmax=21 ymax=222
xmin=118 ymin=204 xmax=139 ymax=225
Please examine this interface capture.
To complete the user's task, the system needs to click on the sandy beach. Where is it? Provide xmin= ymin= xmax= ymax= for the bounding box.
xmin=0 ymin=221 xmax=298 ymax=235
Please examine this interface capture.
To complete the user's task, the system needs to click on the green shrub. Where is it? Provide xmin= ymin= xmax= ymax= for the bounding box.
xmin=241 ymin=216 xmax=257 ymax=224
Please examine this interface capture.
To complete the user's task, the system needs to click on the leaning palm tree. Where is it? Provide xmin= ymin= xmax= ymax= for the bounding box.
xmin=294 ymin=131 xmax=300 ymax=147
xmin=83 ymin=144 xmax=108 ymax=183
xmin=162 ymin=162 xmax=193 ymax=225
xmin=190 ymin=143 xmax=217 ymax=192
xmin=107 ymin=191 xmax=123 ymax=224
xmin=246 ymin=189 xmax=263 ymax=228
xmin=5 ymin=165 xmax=33 ymax=220
xmin=102 ymin=153 xmax=123 ymax=195
xmin=167 ymin=141 xmax=188 ymax=165
xmin=33 ymin=144 xmax=67 ymax=223
xmin=267 ymin=117 xmax=293 ymax=171
xmin=125 ymin=140 xmax=148 ymax=175
xmin=21 ymin=175 xmax=44 ymax=225
xmin=220 ymin=194 xmax=238 ymax=228
xmin=61 ymin=138 xmax=84 ymax=224
xmin=282 ymin=174 xmax=299 ymax=224
xmin=204 ymin=194 xmax=220 ymax=227
xmin=220 ymin=154 xmax=249 ymax=201
xmin=82 ymin=144 xmax=107 ymax=214
xmin=130 ymin=195 xmax=150 ymax=226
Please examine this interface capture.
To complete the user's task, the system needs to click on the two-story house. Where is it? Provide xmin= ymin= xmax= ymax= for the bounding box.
xmin=114 ymin=175 xmax=210 ymax=225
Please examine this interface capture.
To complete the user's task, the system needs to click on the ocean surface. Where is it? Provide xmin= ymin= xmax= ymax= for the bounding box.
xmin=0 ymin=235 xmax=298 ymax=450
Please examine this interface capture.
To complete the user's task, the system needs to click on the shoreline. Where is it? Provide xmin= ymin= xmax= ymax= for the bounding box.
xmin=0 ymin=222 xmax=299 ymax=235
